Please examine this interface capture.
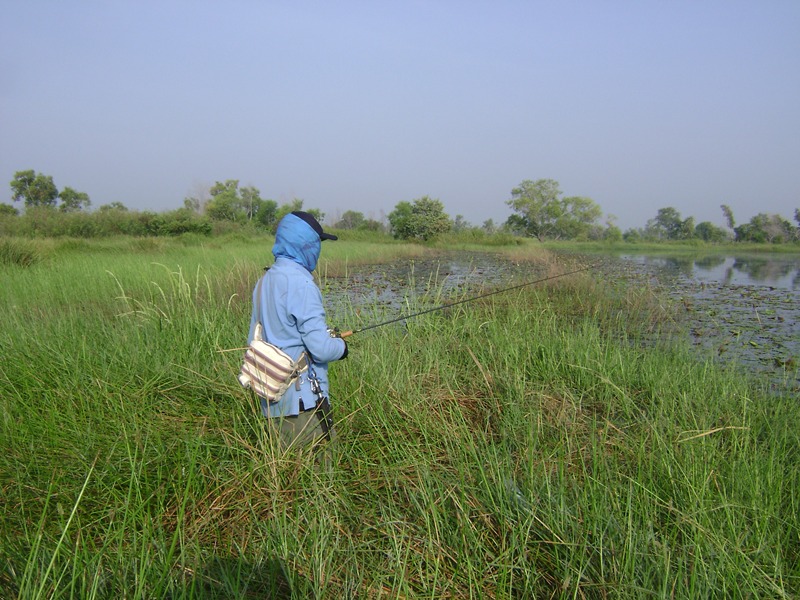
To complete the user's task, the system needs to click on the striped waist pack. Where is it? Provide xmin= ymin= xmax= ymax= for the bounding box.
xmin=238 ymin=323 xmax=308 ymax=402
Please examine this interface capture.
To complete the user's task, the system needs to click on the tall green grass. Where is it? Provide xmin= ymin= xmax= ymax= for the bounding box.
xmin=1 ymin=238 xmax=798 ymax=598
xmin=0 ymin=238 xmax=43 ymax=267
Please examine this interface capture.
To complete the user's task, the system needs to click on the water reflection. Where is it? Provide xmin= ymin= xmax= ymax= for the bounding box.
xmin=620 ymin=254 xmax=800 ymax=289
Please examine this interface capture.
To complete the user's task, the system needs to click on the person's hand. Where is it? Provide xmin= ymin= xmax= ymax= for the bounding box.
xmin=329 ymin=327 xmax=354 ymax=338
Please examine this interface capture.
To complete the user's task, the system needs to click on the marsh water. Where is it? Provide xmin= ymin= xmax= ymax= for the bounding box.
xmin=324 ymin=250 xmax=799 ymax=394
xmin=323 ymin=252 xmax=544 ymax=317
xmin=608 ymin=252 xmax=800 ymax=393
xmin=618 ymin=253 xmax=800 ymax=290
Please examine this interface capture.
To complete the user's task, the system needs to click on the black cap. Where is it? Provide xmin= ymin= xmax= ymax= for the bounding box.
xmin=291 ymin=211 xmax=338 ymax=241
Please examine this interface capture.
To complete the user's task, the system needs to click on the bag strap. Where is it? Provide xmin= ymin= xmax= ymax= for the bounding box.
xmin=255 ymin=275 xmax=264 ymax=316
xmin=254 ymin=273 xmax=309 ymax=374
xmin=253 ymin=275 xmax=266 ymax=342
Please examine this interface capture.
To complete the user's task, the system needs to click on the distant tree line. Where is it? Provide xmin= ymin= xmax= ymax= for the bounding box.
xmin=623 ymin=204 xmax=800 ymax=244
xmin=1 ymin=171 xmax=325 ymax=238
xmin=3 ymin=170 xmax=798 ymax=244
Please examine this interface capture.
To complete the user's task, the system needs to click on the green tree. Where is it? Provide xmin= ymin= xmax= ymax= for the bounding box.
xmin=603 ymin=225 xmax=623 ymax=242
xmin=98 ymin=202 xmax=128 ymax=212
xmin=601 ymin=215 xmax=622 ymax=242
xmin=388 ymin=196 xmax=451 ymax=241
xmin=505 ymin=179 xmax=563 ymax=240
xmin=239 ymin=185 xmax=262 ymax=221
xmin=252 ymin=198 xmax=278 ymax=230
xmin=452 ymin=215 xmax=470 ymax=233
xmin=58 ymin=187 xmax=91 ymax=212
xmin=334 ymin=210 xmax=366 ymax=229
xmin=721 ymin=204 xmax=736 ymax=230
xmin=10 ymin=170 xmax=59 ymax=208
xmin=735 ymin=213 xmax=795 ymax=243
xmin=504 ymin=214 xmax=528 ymax=236
xmin=504 ymin=179 xmax=602 ymax=240
xmin=695 ymin=221 xmax=729 ymax=242
xmin=623 ymin=228 xmax=643 ymax=242
xmin=763 ymin=214 xmax=795 ymax=243
xmin=679 ymin=216 xmax=696 ymax=240
xmin=0 ymin=203 xmax=19 ymax=216
xmin=308 ymin=208 xmax=325 ymax=223
xmin=205 ymin=180 xmax=242 ymax=222
xmin=388 ymin=201 xmax=414 ymax=239
xmin=197 ymin=180 xmax=279 ymax=229
xmin=360 ymin=218 xmax=385 ymax=232
xmin=645 ymin=207 xmax=684 ymax=240
xmin=184 ymin=196 xmax=201 ymax=213
xmin=556 ymin=196 xmax=603 ymax=239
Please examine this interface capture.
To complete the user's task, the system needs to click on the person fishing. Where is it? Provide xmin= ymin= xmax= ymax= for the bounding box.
xmin=247 ymin=211 xmax=348 ymax=452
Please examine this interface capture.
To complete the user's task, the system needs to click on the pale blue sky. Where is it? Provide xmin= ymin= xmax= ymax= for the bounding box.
xmin=2 ymin=1 xmax=798 ymax=230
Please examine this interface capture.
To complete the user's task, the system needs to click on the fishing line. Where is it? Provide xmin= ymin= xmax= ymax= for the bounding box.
xmin=339 ymin=261 xmax=598 ymax=337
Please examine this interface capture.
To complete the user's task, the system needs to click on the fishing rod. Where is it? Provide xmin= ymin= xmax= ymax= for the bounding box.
xmin=338 ymin=262 xmax=598 ymax=338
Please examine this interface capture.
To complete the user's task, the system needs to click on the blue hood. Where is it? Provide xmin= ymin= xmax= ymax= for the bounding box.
xmin=272 ymin=213 xmax=321 ymax=272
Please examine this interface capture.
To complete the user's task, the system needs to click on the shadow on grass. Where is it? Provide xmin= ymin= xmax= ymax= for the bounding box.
xmin=184 ymin=556 xmax=293 ymax=599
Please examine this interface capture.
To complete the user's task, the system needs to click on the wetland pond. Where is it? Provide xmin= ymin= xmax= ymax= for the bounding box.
xmin=324 ymin=250 xmax=799 ymax=395
xmin=586 ymin=252 xmax=800 ymax=394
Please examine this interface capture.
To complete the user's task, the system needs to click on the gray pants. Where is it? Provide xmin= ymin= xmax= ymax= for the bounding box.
xmin=267 ymin=397 xmax=336 ymax=453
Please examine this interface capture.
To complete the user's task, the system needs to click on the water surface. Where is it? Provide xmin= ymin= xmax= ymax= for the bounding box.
xmin=607 ymin=252 xmax=800 ymax=393
xmin=618 ymin=253 xmax=800 ymax=289
xmin=324 ymin=250 xmax=799 ymax=394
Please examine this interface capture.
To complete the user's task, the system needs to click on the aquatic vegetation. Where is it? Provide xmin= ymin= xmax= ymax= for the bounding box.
xmin=1 ymin=238 xmax=798 ymax=597
xmin=571 ymin=251 xmax=800 ymax=394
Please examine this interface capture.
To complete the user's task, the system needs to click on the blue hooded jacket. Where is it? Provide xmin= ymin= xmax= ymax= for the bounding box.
xmin=248 ymin=213 xmax=347 ymax=417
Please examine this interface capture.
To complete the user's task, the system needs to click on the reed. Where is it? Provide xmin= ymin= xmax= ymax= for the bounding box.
xmin=1 ymin=237 xmax=797 ymax=598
